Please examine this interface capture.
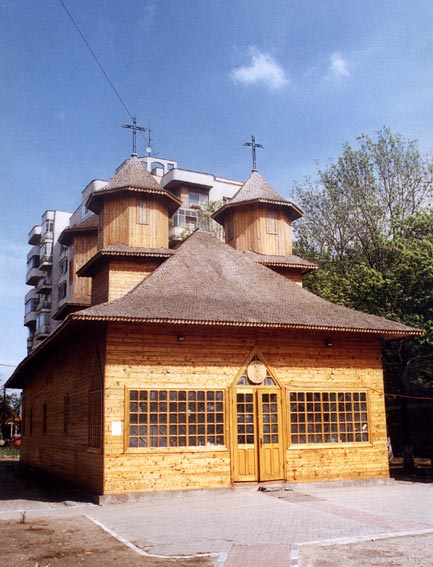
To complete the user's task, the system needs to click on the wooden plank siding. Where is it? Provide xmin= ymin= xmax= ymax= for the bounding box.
xmin=90 ymin=259 xmax=161 ymax=305
xmin=70 ymin=233 xmax=97 ymax=302
xmin=268 ymin=267 xmax=304 ymax=285
xmin=20 ymin=326 xmax=106 ymax=493
xmin=101 ymin=323 xmax=389 ymax=494
xmin=91 ymin=264 xmax=109 ymax=305
xmin=98 ymin=195 xmax=170 ymax=249
xmin=225 ymin=204 xmax=293 ymax=255
xmin=107 ymin=260 xmax=161 ymax=301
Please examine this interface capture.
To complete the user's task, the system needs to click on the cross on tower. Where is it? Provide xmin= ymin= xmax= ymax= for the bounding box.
xmin=121 ymin=117 xmax=147 ymax=156
xmin=242 ymin=134 xmax=264 ymax=172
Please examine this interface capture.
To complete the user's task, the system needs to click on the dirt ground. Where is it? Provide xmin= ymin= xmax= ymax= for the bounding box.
xmin=0 ymin=458 xmax=213 ymax=566
xmin=0 ymin=515 xmax=214 ymax=567
xmin=299 ymin=533 xmax=433 ymax=567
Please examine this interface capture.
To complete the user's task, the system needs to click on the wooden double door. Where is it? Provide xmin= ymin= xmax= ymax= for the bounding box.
xmin=232 ymin=387 xmax=285 ymax=482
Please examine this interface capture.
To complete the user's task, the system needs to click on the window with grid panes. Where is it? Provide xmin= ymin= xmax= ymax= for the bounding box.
xmin=289 ymin=391 xmax=369 ymax=445
xmin=128 ymin=389 xmax=225 ymax=449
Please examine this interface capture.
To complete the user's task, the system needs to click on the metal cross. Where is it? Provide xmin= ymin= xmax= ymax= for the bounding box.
xmin=242 ymin=134 xmax=264 ymax=172
xmin=121 ymin=117 xmax=147 ymax=156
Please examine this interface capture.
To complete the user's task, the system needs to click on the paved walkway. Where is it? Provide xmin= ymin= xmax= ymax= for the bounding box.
xmin=1 ymin=461 xmax=433 ymax=566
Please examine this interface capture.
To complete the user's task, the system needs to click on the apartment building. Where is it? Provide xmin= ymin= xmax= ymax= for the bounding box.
xmin=25 ymin=210 xmax=72 ymax=353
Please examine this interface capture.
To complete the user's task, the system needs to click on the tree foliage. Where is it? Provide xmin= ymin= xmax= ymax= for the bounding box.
xmin=294 ymin=128 xmax=433 ymax=392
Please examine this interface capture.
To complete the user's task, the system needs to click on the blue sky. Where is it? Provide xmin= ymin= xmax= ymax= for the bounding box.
xmin=1 ymin=0 xmax=433 ymax=380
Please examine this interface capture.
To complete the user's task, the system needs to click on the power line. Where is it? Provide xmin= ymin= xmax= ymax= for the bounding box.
xmin=0 ymin=363 xmax=16 ymax=368
xmin=59 ymin=0 xmax=146 ymax=142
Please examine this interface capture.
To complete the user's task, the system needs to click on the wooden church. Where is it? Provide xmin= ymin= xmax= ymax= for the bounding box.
xmin=8 ymin=156 xmax=422 ymax=496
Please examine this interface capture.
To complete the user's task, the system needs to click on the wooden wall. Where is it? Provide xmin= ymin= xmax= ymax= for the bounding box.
xmin=107 ymin=260 xmax=160 ymax=301
xmin=91 ymin=264 xmax=109 ymax=306
xmin=71 ymin=233 xmax=97 ymax=302
xmin=90 ymin=259 xmax=160 ymax=305
xmin=101 ymin=323 xmax=389 ymax=494
xmin=20 ymin=325 xmax=106 ymax=493
xmin=225 ymin=204 xmax=293 ymax=255
xmin=98 ymin=195 xmax=169 ymax=249
xmin=267 ymin=267 xmax=304 ymax=285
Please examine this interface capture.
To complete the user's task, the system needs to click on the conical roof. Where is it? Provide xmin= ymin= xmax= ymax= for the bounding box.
xmin=73 ymin=230 xmax=421 ymax=338
xmin=87 ymin=156 xmax=181 ymax=214
xmin=212 ymin=171 xmax=303 ymax=224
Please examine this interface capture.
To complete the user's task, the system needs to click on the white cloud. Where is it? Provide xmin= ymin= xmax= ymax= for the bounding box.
xmin=138 ymin=1 xmax=156 ymax=30
xmin=329 ymin=51 xmax=350 ymax=78
xmin=231 ymin=48 xmax=289 ymax=91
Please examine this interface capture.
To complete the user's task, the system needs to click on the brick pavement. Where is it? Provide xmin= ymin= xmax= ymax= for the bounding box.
xmin=1 ymin=468 xmax=433 ymax=567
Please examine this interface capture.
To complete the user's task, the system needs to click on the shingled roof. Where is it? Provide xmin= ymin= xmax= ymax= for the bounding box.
xmin=212 ymin=171 xmax=303 ymax=224
xmin=73 ymin=230 xmax=421 ymax=338
xmin=87 ymin=156 xmax=181 ymax=214
xmin=58 ymin=214 xmax=98 ymax=245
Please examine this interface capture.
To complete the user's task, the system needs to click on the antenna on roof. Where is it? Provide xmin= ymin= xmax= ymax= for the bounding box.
xmin=242 ymin=133 xmax=264 ymax=172
xmin=145 ymin=127 xmax=153 ymax=157
xmin=121 ymin=116 xmax=147 ymax=157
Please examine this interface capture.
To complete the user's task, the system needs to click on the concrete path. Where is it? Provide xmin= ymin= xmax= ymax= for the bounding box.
xmin=1 ymin=461 xmax=433 ymax=566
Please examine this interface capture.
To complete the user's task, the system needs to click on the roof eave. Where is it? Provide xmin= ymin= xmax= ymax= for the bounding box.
xmin=86 ymin=186 xmax=182 ymax=214
xmin=77 ymin=249 xmax=173 ymax=277
xmin=212 ymin=198 xmax=304 ymax=224
xmin=71 ymin=313 xmax=424 ymax=339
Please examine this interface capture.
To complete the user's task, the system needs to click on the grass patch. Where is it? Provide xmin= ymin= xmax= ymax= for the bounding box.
xmin=0 ymin=447 xmax=20 ymax=460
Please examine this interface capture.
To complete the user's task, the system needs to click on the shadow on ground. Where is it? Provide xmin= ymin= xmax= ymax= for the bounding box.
xmin=0 ymin=459 xmax=95 ymax=504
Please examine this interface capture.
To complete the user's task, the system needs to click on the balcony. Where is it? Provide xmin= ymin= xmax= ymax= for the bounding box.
xmin=37 ymin=299 xmax=52 ymax=311
xmin=26 ymin=266 xmax=42 ymax=286
xmin=27 ymin=245 xmax=40 ymax=263
xmin=34 ymin=325 xmax=51 ymax=340
xmin=41 ymin=230 xmax=54 ymax=243
xmin=24 ymin=310 xmax=37 ymax=327
xmin=39 ymin=254 xmax=53 ymax=270
xmin=36 ymin=276 xmax=52 ymax=293
xmin=28 ymin=225 xmax=41 ymax=245
xmin=24 ymin=289 xmax=38 ymax=326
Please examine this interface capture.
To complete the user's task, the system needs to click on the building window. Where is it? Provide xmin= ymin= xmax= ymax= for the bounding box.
xmin=267 ymin=211 xmax=277 ymax=234
xmin=189 ymin=191 xmax=208 ymax=209
xmin=44 ymin=219 xmax=54 ymax=233
xmin=42 ymin=402 xmax=47 ymax=435
xmin=127 ymin=389 xmax=225 ymax=449
xmin=98 ymin=210 xmax=103 ymax=230
xmin=289 ymin=391 xmax=369 ymax=445
xmin=58 ymin=282 xmax=67 ymax=301
xmin=137 ymin=200 xmax=147 ymax=224
xmin=60 ymin=258 xmax=68 ymax=276
xmin=64 ymin=394 xmax=69 ymax=436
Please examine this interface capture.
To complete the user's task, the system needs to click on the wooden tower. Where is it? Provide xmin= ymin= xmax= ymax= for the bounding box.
xmin=212 ymin=171 xmax=303 ymax=256
xmin=81 ymin=155 xmax=181 ymax=304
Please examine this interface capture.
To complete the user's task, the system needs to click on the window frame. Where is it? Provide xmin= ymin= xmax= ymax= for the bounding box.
xmin=288 ymin=390 xmax=370 ymax=447
xmin=267 ymin=211 xmax=277 ymax=234
xmin=136 ymin=199 xmax=148 ymax=224
xmin=125 ymin=387 xmax=227 ymax=453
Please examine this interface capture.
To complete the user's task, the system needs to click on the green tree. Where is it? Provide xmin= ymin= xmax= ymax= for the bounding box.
xmin=294 ymin=128 xmax=433 ymax=464
xmin=0 ymin=376 xmax=21 ymax=440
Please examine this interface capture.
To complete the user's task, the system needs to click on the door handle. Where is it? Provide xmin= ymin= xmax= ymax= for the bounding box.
xmin=259 ymin=437 xmax=263 ymax=448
